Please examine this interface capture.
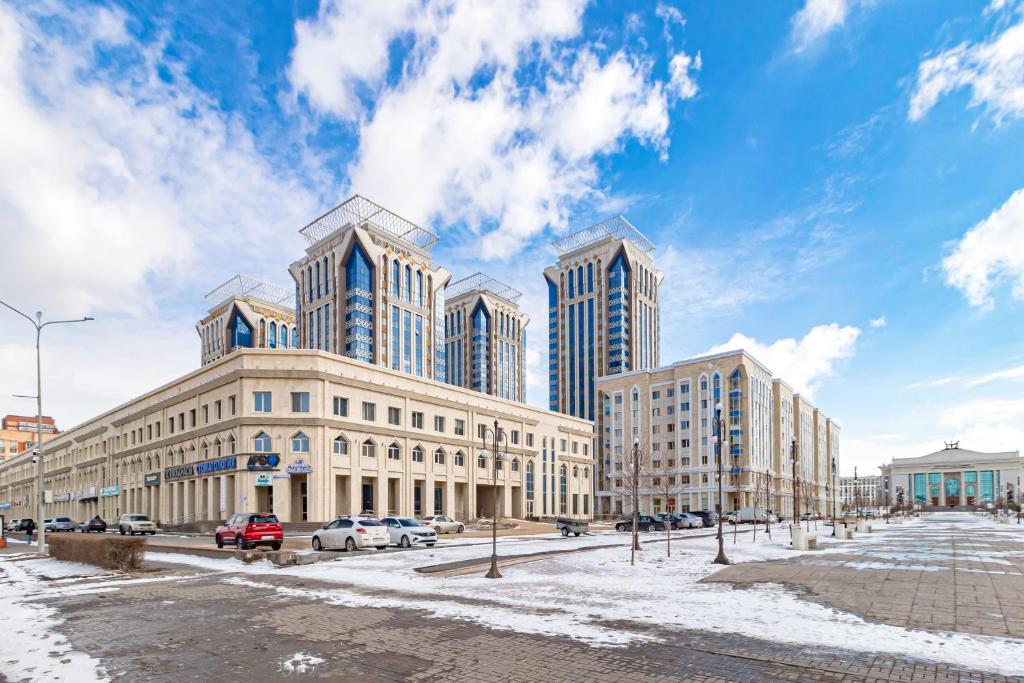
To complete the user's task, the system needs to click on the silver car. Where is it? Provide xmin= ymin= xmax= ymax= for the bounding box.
xmin=312 ymin=517 xmax=390 ymax=552
xmin=49 ymin=517 xmax=77 ymax=532
xmin=379 ymin=517 xmax=438 ymax=548
xmin=420 ymin=515 xmax=465 ymax=534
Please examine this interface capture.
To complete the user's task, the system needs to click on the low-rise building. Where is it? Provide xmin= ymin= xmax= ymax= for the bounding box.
xmin=880 ymin=444 xmax=1022 ymax=508
xmin=838 ymin=474 xmax=883 ymax=512
xmin=595 ymin=349 xmax=839 ymax=518
xmin=0 ymin=350 xmax=593 ymax=525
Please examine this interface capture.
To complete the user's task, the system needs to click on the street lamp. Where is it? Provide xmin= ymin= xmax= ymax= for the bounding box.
xmin=829 ymin=457 xmax=837 ymax=536
xmin=1 ymin=300 xmax=93 ymax=554
xmin=790 ymin=438 xmax=800 ymax=527
xmin=478 ymin=418 xmax=509 ymax=579
xmin=713 ymin=402 xmax=729 ymax=565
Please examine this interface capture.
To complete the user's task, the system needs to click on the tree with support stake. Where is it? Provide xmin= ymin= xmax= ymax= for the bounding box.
xmin=624 ymin=437 xmax=646 ymax=565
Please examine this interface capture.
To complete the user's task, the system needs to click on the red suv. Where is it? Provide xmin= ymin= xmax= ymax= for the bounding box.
xmin=215 ymin=513 xmax=283 ymax=551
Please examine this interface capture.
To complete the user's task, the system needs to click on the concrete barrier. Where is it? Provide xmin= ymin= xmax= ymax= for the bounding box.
xmin=835 ymin=525 xmax=854 ymax=540
xmin=791 ymin=524 xmax=818 ymax=550
xmin=856 ymin=520 xmax=872 ymax=534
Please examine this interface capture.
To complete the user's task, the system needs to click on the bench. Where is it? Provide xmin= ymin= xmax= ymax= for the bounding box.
xmin=835 ymin=524 xmax=854 ymax=540
xmin=791 ymin=524 xmax=818 ymax=550
xmin=856 ymin=520 xmax=872 ymax=534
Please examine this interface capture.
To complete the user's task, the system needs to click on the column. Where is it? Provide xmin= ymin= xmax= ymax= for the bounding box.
xmin=424 ymin=470 xmax=435 ymax=517
xmin=445 ymin=479 xmax=455 ymax=519
xmin=374 ymin=475 xmax=388 ymax=518
xmin=208 ymin=478 xmax=218 ymax=522
xmin=347 ymin=470 xmax=360 ymax=517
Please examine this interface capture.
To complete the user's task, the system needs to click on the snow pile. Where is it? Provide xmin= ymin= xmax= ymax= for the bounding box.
xmin=280 ymin=651 xmax=324 ymax=675
xmin=0 ymin=556 xmax=109 ymax=682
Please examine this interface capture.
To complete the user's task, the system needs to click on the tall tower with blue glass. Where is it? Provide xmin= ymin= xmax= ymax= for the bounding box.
xmin=443 ymin=273 xmax=529 ymax=402
xmin=196 ymin=274 xmax=296 ymax=366
xmin=288 ymin=195 xmax=450 ymax=380
xmin=543 ymin=216 xmax=661 ymax=420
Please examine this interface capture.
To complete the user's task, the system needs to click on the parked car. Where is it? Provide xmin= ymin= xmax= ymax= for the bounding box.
xmin=78 ymin=516 xmax=107 ymax=533
xmin=13 ymin=518 xmax=35 ymax=532
xmin=6 ymin=518 xmax=25 ymax=532
xmin=723 ymin=511 xmax=739 ymax=524
xmin=420 ymin=515 xmax=465 ymax=534
xmin=215 ymin=513 xmax=283 ymax=550
xmin=312 ymin=517 xmax=389 ymax=551
xmin=379 ymin=517 xmax=437 ymax=548
xmin=614 ymin=515 xmax=668 ymax=532
xmin=118 ymin=513 xmax=157 ymax=536
xmin=48 ymin=517 xmax=77 ymax=532
xmin=691 ymin=511 xmax=718 ymax=527
xmin=677 ymin=512 xmax=705 ymax=528
xmin=43 ymin=518 xmax=56 ymax=532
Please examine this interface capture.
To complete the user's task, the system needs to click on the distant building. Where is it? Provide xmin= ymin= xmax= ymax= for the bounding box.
xmin=544 ymin=216 xmax=661 ymax=420
xmin=197 ymin=275 xmax=296 ymax=366
xmin=444 ymin=273 xmax=529 ymax=402
xmin=838 ymin=475 xmax=883 ymax=512
xmin=880 ymin=444 xmax=1022 ymax=508
xmin=0 ymin=414 xmax=59 ymax=460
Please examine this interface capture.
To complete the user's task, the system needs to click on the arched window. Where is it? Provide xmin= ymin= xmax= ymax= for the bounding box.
xmin=291 ymin=327 xmax=298 ymax=348
xmin=227 ymin=435 xmax=236 ymax=455
xmin=307 ymin=266 xmax=313 ymax=302
xmin=281 ymin=325 xmax=288 ymax=348
xmin=253 ymin=432 xmax=272 ymax=453
xmin=434 ymin=448 xmax=445 ymax=465
xmin=577 ymin=265 xmax=584 ymax=295
xmin=512 ymin=457 xmax=520 ymax=472
xmin=315 ymin=261 xmax=321 ymax=299
xmin=392 ymin=259 xmax=401 ymax=296
xmin=259 ymin=319 xmax=266 ymax=346
xmin=587 ymin=262 xmax=594 ymax=292
xmin=291 ymin=431 xmax=310 ymax=453
xmin=361 ymin=439 xmax=376 ymax=458
xmin=388 ymin=442 xmax=401 ymax=460
xmin=404 ymin=265 xmax=412 ymax=302
xmin=333 ymin=435 xmax=349 ymax=455
xmin=478 ymin=453 xmax=487 ymax=469
xmin=416 ymin=271 xmax=424 ymax=307
xmin=323 ymin=256 xmax=330 ymax=294
xmin=454 ymin=450 xmax=465 ymax=467
xmin=583 ymin=466 xmax=589 ymax=479
xmin=573 ymin=465 xmax=579 ymax=478
xmin=201 ymin=441 xmax=209 ymax=459
xmin=268 ymin=321 xmax=277 ymax=349
xmin=412 ymin=446 xmax=424 ymax=462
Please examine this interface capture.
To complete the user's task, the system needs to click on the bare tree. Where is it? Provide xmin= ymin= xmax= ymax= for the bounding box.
xmin=751 ymin=470 xmax=765 ymax=542
xmin=618 ymin=437 xmax=647 ymax=565
xmin=649 ymin=468 xmax=684 ymax=557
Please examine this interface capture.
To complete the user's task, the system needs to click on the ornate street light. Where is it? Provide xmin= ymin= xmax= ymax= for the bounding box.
xmin=713 ymin=402 xmax=729 ymax=565
xmin=478 ymin=419 xmax=509 ymax=579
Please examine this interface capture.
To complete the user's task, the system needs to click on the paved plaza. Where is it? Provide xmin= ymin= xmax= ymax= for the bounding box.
xmin=1 ymin=513 xmax=1022 ymax=682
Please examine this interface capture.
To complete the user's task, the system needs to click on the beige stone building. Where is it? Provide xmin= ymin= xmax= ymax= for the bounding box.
xmin=544 ymin=215 xmax=662 ymax=421
xmin=443 ymin=273 xmax=528 ymax=402
xmin=0 ymin=350 xmax=593 ymax=525
xmin=595 ymin=349 xmax=838 ymax=518
xmin=880 ymin=445 xmax=1022 ymax=508
xmin=196 ymin=274 xmax=297 ymax=366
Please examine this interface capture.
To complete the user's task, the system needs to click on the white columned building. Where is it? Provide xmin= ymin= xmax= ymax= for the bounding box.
xmin=880 ymin=444 xmax=1022 ymax=509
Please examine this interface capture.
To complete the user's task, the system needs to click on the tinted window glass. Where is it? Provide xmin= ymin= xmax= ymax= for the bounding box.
xmin=338 ymin=519 xmax=353 ymax=528
xmin=130 ymin=515 xmax=150 ymax=521
xmin=359 ymin=520 xmax=383 ymax=527
xmin=250 ymin=515 xmax=278 ymax=524
xmin=398 ymin=518 xmax=421 ymax=527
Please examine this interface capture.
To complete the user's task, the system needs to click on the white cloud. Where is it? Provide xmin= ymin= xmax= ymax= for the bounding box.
xmin=909 ymin=16 xmax=1024 ymax=123
xmin=705 ymin=323 xmax=861 ymax=398
xmin=0 ymin=4 xmax=321 ymax=426
xmin=289 ymin=0 xmax=698 ymax=259
xmin=967 ymin=363 xmax=1024 ymax=386
xmin=905 ymin=376 xmax=961 ymax=390
xmin=938 ymin=398 xmax=1024 ymax=452
xmin=667 ymin=50 xmax=701 ymax=100
xmin=869 ymin=315 xmax=886 ymax=328
xmin=941 ymin=187 xmax=1024 ymax=311
xmin=789 ymin=0 xmax=854 ymax=53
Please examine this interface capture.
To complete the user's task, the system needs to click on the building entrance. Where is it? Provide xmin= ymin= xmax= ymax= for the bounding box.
xmin=944 ymin=477 xmax=960 ymax=507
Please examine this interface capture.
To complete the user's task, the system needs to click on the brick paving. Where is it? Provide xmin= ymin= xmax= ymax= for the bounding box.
xmin=704 ymin=514 xmax=1024 ymax=639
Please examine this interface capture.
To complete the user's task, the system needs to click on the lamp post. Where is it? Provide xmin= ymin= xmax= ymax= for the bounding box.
xmin=829 ymin=457 xmax=837 ymax=535
xmin=713 ymin=402 xmax=729 ymax=565
xmin=790 ymin=438 xmax=800 ymax=526
xmin=630 ymin=437 xmax=642 ymax=560
xmin=1 ymin=300 xmax=93 ymax=554
xmin=479 ymin=418 xmax=508 ymax=579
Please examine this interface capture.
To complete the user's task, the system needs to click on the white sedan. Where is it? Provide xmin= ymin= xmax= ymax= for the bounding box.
xmin=379 ymin=517 xmax=438 ymax=548
xmin=312 ymin=517 xmax=389 ymax=552
xmin=420 ymin=515 xmax=465 ymax=534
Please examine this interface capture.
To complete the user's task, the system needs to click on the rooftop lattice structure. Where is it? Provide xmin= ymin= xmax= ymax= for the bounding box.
xmin=204 ymin=275 xmax=293 ymax=309
xmin=551 ymin=215 xmax=655 ymax=254
xmin=299 ymin=194 xmax=440 ymax=250
xmin=446 ymin=272 xmax=522 ymax=303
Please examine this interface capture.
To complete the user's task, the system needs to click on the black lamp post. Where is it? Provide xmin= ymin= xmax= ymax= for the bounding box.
xmin=713 ymin=402 xmax=729 ymax=565
xmin=790 ymin=438 xmax=800 ymax=526
xmin=479 ymin=418 xmax=508 ymax=579
xmin=829 ymin=457 xmax=837 ymax=535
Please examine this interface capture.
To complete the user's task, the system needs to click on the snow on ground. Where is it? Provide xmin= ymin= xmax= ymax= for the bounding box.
xmin=0 ymin=555 xmax=110 ymax=682
xmin=147 ymin=514 xmax=1024 ymax=675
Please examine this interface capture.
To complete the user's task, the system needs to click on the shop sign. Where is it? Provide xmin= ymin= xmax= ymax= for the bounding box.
xmin=101 ymin=485 xmax=121 ymax=497
xmin=165 ymin=464 xmax=195 ymax=481
xmin=255 ymin=473 xmax=273 ymax=487
xmin=246 ymin=453 xmax=280 ymax=470
xmin=53 ymin=492 xmax=71 ymax=503
xmin=85 ymin=486 xmax=97 ymax=498
xmin=286 ymin=458 xmax=312 ymax=475
xmin=144 ymin=473 xmax=161 ymax=487
xmin=0 ymin=502 xmax=10 ymax=510
xmin=195 ymin=456 xmax=237 ymax=477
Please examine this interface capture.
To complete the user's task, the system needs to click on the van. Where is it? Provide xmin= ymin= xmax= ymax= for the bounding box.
xmin=730 ymin=507 xmax=773 ymax=524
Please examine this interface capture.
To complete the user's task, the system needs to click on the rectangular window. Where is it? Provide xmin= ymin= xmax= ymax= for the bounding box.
xmin=229 ymin=395 xmax=236 ymax=415
xmin=215 ymin=400 xmax=222 ymax=420
xmin=189 ymin=409 xmax=196 ymax=427
xmin=169 ymin=418 xmax=175 ymax=435
xmin=388 ymin=407 xmax=401 ymax=426
xmin=362 ymin=402 xmax=376 ymax=422
xmin=178 ymin=413 xmax=184 ymax=431
xmin=510 ymin=430 xmax=520 ymax=445
xmin=454 ymin=419 xmax=465 ymax=436
xmin=202 ymin=405 xmax=208 ymax=424
xmin=333 ymin=396 xmax=348 ymax=417
xmin=434 ymin=415 xmax=445 ymax=432
xmin=291 ymin=392 xmax=310 ymax=413
xmin=478 ymin=424 xmax=487 ymax=439
xmin=526 ymin=433 xmax=534 ymax=447
xmin=253 ymin=392 xmax=272 ymax=413
xmin=155 ymin=422 xmax=161 ymax=438
xmin=412 ymin=412 xmax=424 ymax=429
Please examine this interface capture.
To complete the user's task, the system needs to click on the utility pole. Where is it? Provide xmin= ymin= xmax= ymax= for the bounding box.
xmin=1 ymin=301 xmax=93 ymax=555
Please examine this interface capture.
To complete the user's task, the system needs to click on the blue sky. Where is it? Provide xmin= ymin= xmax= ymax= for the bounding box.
xmin=1 ymin=0 xmax=1023 ymax=475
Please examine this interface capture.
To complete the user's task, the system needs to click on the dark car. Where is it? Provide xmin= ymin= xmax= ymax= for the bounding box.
xmin=15 ymin=518 xmax=35 ymax=532
xmin=615 ymin=515 xmax=668 ymax=532
xmin=215 ymin=513 xmax=283 ymax=550
xmin=691 ymin=511 xmax=718 ymax=528
xmin=79 ymin=516 xmax=107 ymax=533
